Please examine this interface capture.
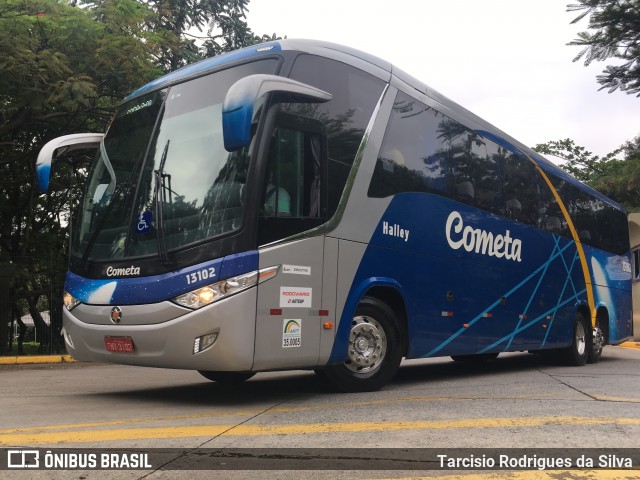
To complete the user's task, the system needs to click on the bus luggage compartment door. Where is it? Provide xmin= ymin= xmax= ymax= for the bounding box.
xmin=253 ymin=236 xmax=328 ymax=370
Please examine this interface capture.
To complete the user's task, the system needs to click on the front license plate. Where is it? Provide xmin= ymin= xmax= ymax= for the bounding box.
xmin=105 ymin=336 xmax=135 ymax=353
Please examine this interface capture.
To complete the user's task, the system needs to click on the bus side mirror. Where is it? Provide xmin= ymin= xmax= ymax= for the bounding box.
xmin=222 ymin=74 xmax=332 ymax=152
xmin=36 ymin=133 xmax=105 ymax=192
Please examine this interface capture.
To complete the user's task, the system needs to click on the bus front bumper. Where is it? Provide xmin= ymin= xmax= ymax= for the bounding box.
xmin=62 ymin=288 xmax=257 ymax=371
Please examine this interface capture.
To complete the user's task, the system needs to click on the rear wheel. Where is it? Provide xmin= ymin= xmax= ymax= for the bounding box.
xmin=322 ymin=297 xmax=403 ymax=392
xmin=197 ymin=371 xmax=256 ymax=384
xmin=560 ymin=312 xmax=590 ymax=366
xmin=588 ymin=321 xmax=605 ymax=364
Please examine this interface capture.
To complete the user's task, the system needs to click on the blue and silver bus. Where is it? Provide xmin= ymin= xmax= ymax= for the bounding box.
xmin=37 ymin=40 xmax=633 ymax=392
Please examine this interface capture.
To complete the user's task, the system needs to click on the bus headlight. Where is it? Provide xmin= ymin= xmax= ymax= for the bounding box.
xmin=63 ymin=291 xmax=80 ymax=311
xmin=172 ymin=266 xmax=279 ymax=310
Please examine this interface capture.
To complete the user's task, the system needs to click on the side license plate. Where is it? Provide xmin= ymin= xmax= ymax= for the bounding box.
xmin=105 ymin=336 xmax=135 ymax=353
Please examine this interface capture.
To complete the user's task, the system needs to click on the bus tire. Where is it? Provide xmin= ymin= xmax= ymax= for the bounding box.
xmin=560 ymin=312 xmax=590 ymax=366
xmin=322 ymin=297 xmax=402 ymax=393
xmin=588 ymin=321 xmax=605 ymax=364
xmin=197 ymin=371 xmax=256 ymax=384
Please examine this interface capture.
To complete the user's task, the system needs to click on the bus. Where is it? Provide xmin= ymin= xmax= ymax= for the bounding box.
xmin=36 ymin=39 xmax=633 ymax=392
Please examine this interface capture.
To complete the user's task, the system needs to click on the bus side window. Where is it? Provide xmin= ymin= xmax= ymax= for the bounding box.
xmin=258 ymin=113 xmax=328 ymax=245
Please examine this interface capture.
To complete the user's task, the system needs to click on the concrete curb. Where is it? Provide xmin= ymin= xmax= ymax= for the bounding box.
xmin=0 ymin=355 xmax=75 ymax=365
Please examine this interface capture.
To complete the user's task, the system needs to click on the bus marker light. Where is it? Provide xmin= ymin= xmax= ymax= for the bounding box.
xmin=319 ymin=310 xmax=329 ymax=317
xmin=542 ymin=324 xmax=547 ymax=329
xmin=174 ymin=266 xmax=278 ymax=310
xmin=463 ymin=324 xmax=469 ymax=328
xmin=323 ymin=322 xmax=334 ymax=329
xmin=519 ymin=314 xmax=527 ymax=319
xmin=482 ymin=313 xmax=493 ymax=318
xmin=270 ymin=309 xmax=283 ymax=316
xmin=441 ymin=311 xmax=454 ymax=317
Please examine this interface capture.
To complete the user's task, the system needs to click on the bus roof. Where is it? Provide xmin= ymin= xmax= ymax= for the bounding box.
xmin=125 ymin=39 xmax=626 ymax=215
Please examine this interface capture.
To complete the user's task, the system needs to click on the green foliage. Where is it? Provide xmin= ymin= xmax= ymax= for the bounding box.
xmin=0 ymin=0 xmax=276 ymax=354
xmin=534 ymin=136 xmax=640 ymax=210
xmin=568 ymin=0 xmax=640 ymax=96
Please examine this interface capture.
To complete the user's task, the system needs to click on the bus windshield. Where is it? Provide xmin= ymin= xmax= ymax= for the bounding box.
xmin=71 ymin=59 xmax=277 ymax=262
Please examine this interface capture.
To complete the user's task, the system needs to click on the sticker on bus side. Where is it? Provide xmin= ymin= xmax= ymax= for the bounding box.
xmin=282 ymin=264 xmax=311 ymax=275
xmin=282 ymin=319 xmax=302 ymax=348
xmin=280 ymin=287 xmax=312 ymax=308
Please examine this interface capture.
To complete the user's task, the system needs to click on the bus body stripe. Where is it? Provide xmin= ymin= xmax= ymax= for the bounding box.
xmin=526 ymin=153 xmax=597 ymax=327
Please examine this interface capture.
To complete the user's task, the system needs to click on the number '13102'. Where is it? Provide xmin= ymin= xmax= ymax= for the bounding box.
xmin=186 ymin=267 xmax=216 ymax=285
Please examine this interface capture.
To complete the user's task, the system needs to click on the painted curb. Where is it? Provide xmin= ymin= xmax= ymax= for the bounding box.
xmin=0 ymin=355 xmax=75 ymax=365
xmin=619 ymin=342 xmax=640 ymax=350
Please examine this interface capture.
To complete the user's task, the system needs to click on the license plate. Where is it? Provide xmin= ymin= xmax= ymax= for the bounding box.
xmin=105 ymin=336 xmax=135 ymax=353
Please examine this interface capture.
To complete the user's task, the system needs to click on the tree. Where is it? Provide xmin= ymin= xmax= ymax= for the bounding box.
xmin=0 ymin=0 xmax=278 ymax=355
xmin=534 ymin=136 xmax=640 ymax=210
xmin=0 ymin=0 xmax=162 ymax=353
xmin=569 ymin=0 xmax=640 ymax=96
xmin=108 ymin=0 xmax=281 ymax=73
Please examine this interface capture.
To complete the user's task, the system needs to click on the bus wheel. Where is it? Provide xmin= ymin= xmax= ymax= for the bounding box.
xmin=560 ymin=312 xmax=590 ymax=366
xmin=197 ymin=371 xmax=256 ymax=384
xmin=588 ymin=323 xmax=605 ymax=364
xmin=323 ymin=297 xmax=402 ymax=392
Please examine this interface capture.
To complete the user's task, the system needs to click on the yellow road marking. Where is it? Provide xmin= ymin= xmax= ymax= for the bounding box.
xmin=2 ymin=416 xmax=640 ymax=445
xmin=0 ymin=393 xmax=570 ymax=435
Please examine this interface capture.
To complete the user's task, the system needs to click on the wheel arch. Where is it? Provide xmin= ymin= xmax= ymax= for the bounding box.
xmin=328 ymin=277 xmax=409 ymax=364
xmin=365 ymin=285 xmax=409 ymax=356
xmin=596 ymin=305 xmax=610 ymax=345
xmin=576 ymin=303 xmax=592 ymax=330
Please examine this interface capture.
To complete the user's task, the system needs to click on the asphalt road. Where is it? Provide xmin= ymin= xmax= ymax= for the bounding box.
xmin=1 ymin=346 xmax=639 ymax=479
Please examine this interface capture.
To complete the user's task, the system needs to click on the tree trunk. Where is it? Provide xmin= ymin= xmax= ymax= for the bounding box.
xmin=26 ymin=295 xmax=50 ymax=354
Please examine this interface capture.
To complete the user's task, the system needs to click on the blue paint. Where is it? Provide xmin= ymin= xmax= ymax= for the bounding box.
xmin=328 ymin=191 xmax=632 ymax=363
xmin=36 ymin=163 xmax=51 ymax=193
xmin=66 ymin=250 xmax=258 ymax=305
xmin=125 ymin=43 xmax=282 ymax=102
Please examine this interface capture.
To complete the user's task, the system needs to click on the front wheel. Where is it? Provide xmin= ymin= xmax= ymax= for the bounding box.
xmin=322 ymin=297 xmax=403 ymax=392
xmin=560 ymin=312 xmax=590 ymax=366
xmin=197 ymin=371 xmax=256 ymax=384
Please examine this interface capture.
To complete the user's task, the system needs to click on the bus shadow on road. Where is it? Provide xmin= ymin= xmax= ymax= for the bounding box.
xmin=85 ymin=351 xmax=622 ymax=405
xmin=394 ymin=350 xmax=618 ymax=386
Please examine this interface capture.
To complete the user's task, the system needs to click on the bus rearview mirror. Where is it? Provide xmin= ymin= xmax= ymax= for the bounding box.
xmin=222 ymin=74 xmax=332 ymax=152
xmin=36 ymin=133 xmax=105 ymax=193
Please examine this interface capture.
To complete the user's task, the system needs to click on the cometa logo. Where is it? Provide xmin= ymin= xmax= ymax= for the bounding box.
xmin=105 ymin=265 xmax=141 ymax=277
xmin=445 ymin=211 xmax=522 ymax=262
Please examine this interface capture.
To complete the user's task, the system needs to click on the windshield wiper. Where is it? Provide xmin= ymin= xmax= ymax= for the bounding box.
xmin=153 ymin=139 xmax=171 ymax=265
xmin=81 ymin=141 xmax=134 ymax=263
xmin=81 ymin=180 xmax=132 ymax=264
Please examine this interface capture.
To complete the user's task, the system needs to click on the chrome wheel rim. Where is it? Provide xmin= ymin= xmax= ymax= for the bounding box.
xmin=345 ymin=315 xmax=387 ymax=374
xmin=576 ymin=320 xmax=587 ymax=356
xmin=593 ymin=326 xmax=604 ymax=355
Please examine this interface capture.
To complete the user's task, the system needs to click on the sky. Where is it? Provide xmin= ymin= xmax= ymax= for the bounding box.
xmin=245 ymin=0 xmax=640 ymax=159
